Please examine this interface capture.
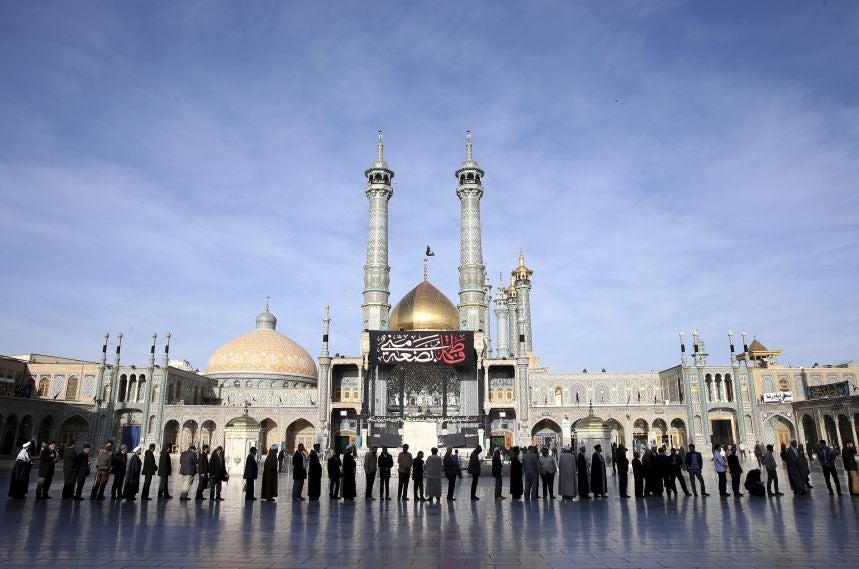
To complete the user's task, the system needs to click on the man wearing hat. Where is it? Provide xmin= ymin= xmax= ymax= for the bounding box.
xmin=123 ymin=446 xmax=143 ymax=501
xmin=179 ymin=444 xmax=198 ymax=500
xmin=8 ymin=442 xmax=33 ymax=499
xmin=73 ymin=443 xmax=92 ymax=500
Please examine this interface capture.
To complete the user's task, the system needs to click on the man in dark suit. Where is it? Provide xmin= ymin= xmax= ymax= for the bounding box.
xmin=72 ymin=444 xmax=92 ymax=500
xmin=727 ymin=445 xmax=744 ymax=497
xmin=816 ymin=440 xmax=843 ymax=495
xmin=195 ymin=445 xmax=209 ymax=500
xmin=35 ymin=441 xmax=58 ymax=499
xmin=157 ymin=447 xmax=173 ymax=498
xmin=244 ymin=447 xmax=258 ymax=501
xmin=141 ymin=444 xmax=157 ymax=500
xmin=179 ymin=444 xmax=198 ymax=500
xmin=684 ymin=443 xmax=710 ymax=496
xmin=61 ymin=441 xmax=77 ymax=499
xmin=378 ymin=447 xmax=394 ymax=500
xmin=292 ymin=443 xmax=308 ymax=501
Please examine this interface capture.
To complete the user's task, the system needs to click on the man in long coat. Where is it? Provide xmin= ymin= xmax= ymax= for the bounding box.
xmin=123 ymin=446 xmax=142 ymax=501
xmin=327 ymin=450 xmax=342 ymax=499
xmin=425 ymin=448 xmax=442 ymax=503
xmin=307 ymin=444 xmax=321 ymax=501
xmin=110 ymin=444 xmax=128 ymax=500
xmin=208 ymin=446 xmax=225 ymax=501
xmin=558 ymin=445 xmax=577 ymax=501
xmin=61 ymin=441 xmax=77 ymax=499
xmin=141 ymin=444 xmax=157 ymax=500
xmin=577 ymin=446 xmax=591 ymax=499
xmin=195 ymin=445 xmax=210 ymax=500
xmin=8 ymin=442 xmax=32 ymax=499
xmin=260 ymin=445 xmax=279 ymax=501
xmin=36 ymin=441 xmax=58 ymax=499
xmin=591 ymin=444 xmax=608 ymax=498
xmin=157 ymin=447 xmax=172 ymax=499
xmin=243 ymin=447 xmax=258 ymax=501
xmin=292 ymin=443 xmax=308 ymax=502
xmin=785 ymin=440 xmax=807 ymax=495
xmin=362 ymin=446 xmax=377 ymax=500
xmin=615 ymin=444 xmax=630 ymax=498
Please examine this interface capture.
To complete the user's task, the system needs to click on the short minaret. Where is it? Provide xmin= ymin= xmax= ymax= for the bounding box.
xmin=456 ymin=131 xmax=487 ymax=331
xmin=317 ymin=306 xmax=332 ymax=446
xmin=362 ymin=131 xmax=394 ymax=331
xmin=90 ymin=332 xmax=109 ymax=443
xmin=494 ymin=273 xmax=510 ymax=358
xmin=483 ymin=273 xmax=493 ymax=355
xmin=152 ymin=332 xmax=170 ymax=446
xmin=505 ymin=275 xmax=519 ymax=357
xmin=692 ymin=328 xmax=708 ymax=367
xmin=103 ymin=332 xmax=122 ymax=443
xmin=679 ymin=330 xmax=687 ymax=366
xmin=512 ymin=251 xmax=534 ymax=356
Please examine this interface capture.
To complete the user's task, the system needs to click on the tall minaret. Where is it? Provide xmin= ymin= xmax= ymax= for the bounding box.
xmin=456 ymin=131 xmax=487 ymax=331
xmin=512 ymin=251 xmax=534 ymax=356
xmin=362 ymin=131 xmax=394 ymax=331
xmin=317 ymin=305 xmax=331 ymax=447
xmin=494 ymin=273 xmax=509 ymax=358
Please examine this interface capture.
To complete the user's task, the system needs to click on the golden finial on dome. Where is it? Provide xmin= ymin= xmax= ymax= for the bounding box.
xmin=512 ymin=249 xmax=533 ymax=281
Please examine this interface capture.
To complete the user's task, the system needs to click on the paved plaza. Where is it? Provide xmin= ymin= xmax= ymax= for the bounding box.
xmin=2 ymin=461 xmax=858 ymax=569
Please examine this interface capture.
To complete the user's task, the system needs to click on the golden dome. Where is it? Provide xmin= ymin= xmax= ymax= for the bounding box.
xmin=205 ymin=309 xmax=317 ymax=380
xmin=512 ymin=252 xmax=533 ymax=281
xmin=388 ymin=280 xmax=460 ymax=331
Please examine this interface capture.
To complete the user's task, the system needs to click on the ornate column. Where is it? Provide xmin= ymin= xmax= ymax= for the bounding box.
xmin=456 ymin=131 xmax=487 ymax=332
xmin=494 ymin=276 xmax=509 ymax=358
xmin=513 ymin=252 xmax=534 ymax=356
xmin=317 ymin=306 xmax=332 ymax=446
xmin=362 ymin=131 xmax=394 ymax=331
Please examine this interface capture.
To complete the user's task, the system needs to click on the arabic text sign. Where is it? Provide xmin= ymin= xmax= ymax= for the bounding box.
xmin=762 ymin=391 xmax=793 ymax=403
xmin=369 ymin=331 xmax=474 ymax=366
xmin=807 ymin=381 xmax=849 ymax=400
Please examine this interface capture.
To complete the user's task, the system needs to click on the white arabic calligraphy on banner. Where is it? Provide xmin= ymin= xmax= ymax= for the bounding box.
xmin=762 ymin=391 xmax=793 ymax=403
xmin=369 ymin=331 xmax=473 ymax=366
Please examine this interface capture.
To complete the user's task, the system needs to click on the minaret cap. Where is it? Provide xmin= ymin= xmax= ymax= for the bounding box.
xmin=367 ymin=129 xmax=390 ymax=172
xmin=456 ymin=130 xmax=485 ymax=177
xmin=255 ymin=300 xmax=277 ymax=331
xmin=512 ymin=250 xmax=533 ymax=280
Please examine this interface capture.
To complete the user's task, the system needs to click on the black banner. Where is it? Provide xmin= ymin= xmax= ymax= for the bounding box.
xmin=807 ymin=381 xmax=850 ymax=400
xmin=369 ymin=331 xmax=474 ymax=366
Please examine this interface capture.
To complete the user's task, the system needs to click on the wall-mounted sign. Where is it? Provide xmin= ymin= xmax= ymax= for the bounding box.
xmin=369 ymin=331 xmax=473 ymax=366
xmin=808 ymin=381 xmax=849 ymax=400
xmin=763 ymin=391 xmax=793 ymax=403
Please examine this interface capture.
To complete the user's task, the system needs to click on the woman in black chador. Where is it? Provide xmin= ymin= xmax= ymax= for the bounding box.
xmin=342 ymin=446 xmax=357 ymax=501
xmin=509 ymin=446 xmax=523 ymax=500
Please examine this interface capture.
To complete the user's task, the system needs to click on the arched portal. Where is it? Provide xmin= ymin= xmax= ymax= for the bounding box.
xmin=260 ymin=418 xmax=278 ymax=454
xmin=201 ymin=420 xmax=216 ymax=448
xmin=651 ymin=418 xmax=668 ymax=445
xmin=670 ymin=418 xmax=688 ymax=449
xmin=163 ymin=420 xmax=180 ymax=451
xmin=2 ymin=415 xmax=18 ymax=454
xmin=633 ymin=418 xmax=649 ymax=445
xmin=801 ymin=414 xmax=818 ymax=447
xmin=117 ymin=374 xmax=127 ymax=402
xmin=285 ymin=419 xmax=316 ymax=452
xmin=531 ymin=418 xmax=561 ymax=448
xmin=823 ymin=415 xmax=838 ymax=445
xmin=604 ymin=418 xmax=625 ymax=446
xmin=764 ymin=415 xmax=795 ymax=448
xmin=17 ymin=415 xmax=33 ymax=447
xmin=59 ymin=415 xmax=89 ymax=447
xmin=181 ymin=420 xmax=199 ymax=448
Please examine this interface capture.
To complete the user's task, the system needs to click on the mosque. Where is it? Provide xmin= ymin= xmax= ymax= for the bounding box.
xmin=1 ymin=133 xmax=857 ymax=467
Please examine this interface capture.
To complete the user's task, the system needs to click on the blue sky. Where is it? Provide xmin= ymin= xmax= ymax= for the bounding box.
xmin=1 ymin=1 xmax=857 ymax=372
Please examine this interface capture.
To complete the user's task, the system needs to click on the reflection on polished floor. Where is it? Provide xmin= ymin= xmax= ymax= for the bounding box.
xmin=2 ymin=463 xmax=858 ymax=569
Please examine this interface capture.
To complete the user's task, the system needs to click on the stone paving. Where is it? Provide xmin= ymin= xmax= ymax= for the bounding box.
xmin=2 ymin=459 xmax=858 ymax=569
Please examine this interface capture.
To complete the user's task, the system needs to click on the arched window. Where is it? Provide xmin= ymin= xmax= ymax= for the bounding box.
xmin=136 ymin=376 xmax=146 ymax=402
xmin=725 ymin=374 xmax=734 ymax=402
xmin=38 ymin=378 xmax=50 ymax=397
xmin=117 ymin=374 xmax=127 ymax=402
xmin=233 ymin=380 xmax=240 ymax=388
xmin=128 ymin=374 xmax=137 ymax=402
xmin=66 ymin=376 xmax=79 ymax=400
xmin=705 ymin=374 xmax=713 ymax=402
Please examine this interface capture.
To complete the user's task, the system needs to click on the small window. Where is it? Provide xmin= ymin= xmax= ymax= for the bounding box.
xmin=778 ymin=378 xmax=790 ymax=392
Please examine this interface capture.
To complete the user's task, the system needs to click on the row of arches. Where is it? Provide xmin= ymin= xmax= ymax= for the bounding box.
xmin=1 ymin=413 xmax=90 ymax=453
xmin=116 ymin=374 xmax=146 ymax=403
xmin=161 ymin=417 xmax=317 ymax=454
xmin=530 ymin=417 xmax=690 ymax=450
xmin=704 ymin=373 xmax=734 ymax=403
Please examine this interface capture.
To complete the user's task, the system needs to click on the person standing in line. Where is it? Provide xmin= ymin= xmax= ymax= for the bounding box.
xmin=712 ymin=444 xmax=730 ymax=497
xmin=610 ymin=442 xmax=618 ymax=477
xmin=754 ymin=440 xmax=764 ymax=468
xmin=178 ymin=445 xmax=198 ymax=500
xmin=157 ymin=446 xmax=172 ymax=499
xmin=327 ymin=449 xmax=342 ymax=499
xmin=467 ymin=445 xmax=482 ymax=500
xmin=491 ymin=448 xmax=504 ymax=500
xmin=443 ymin=447 xmax=458 ymax=501
xmin=91 ymin=446 xmax=111 ymax=500
xmin=141 ymin=444 xmax=157 ymax=501
xmin=684 ymin=443 xmax=709 ymax=497
xmin=738 ymin=441 xmax=746 ymax=461
xmin=522 ymin=446 xmax=540 ymax=500
xmin=363 ymin=446 xmax=377 ymax=501
xmin=378 ymin=446 xmax=393 ymax=500
xmin=785 ymin=440 xmax=807 ymax=495
xmin=123 ymin=446 xmax=142 ymax=501
xmin=727 ymin=445 xmax=744 ymax=497
xmin=260 ymin=445 xmax=279 ymax=502
xmin=591 ymin=444 xmax=608 ymax=498
xmin=62 ymin=441 xmax=77 ymax=499
xmin=397 ymin=443 xmax=413 ymax=501
xmin=293 ymin=443 xmax=308 ymax=502
xmin=208 ymin=446 xmax=226 ymax=501
xmin=841 ymin=441 xmax=858 ymax=495
xmin=576 ymin=446 xmax=591 ymax=499
xmin=509 ymin=446 xmax=523 ymax=500
xmin=538 ymin=446 xmax=557 ymax=499
xmin=243 ymin=446 xmax=258 ymax=501
xmin=815 ymin=439 xmax=843 ymax=495
xmin=654 ymin=447 xmax=670 ymax=497
xmin=425 ymin=448 xmax=442 ymax=503
xmin=412 ymin=450 xmax=425 ymax=502
xmin=342 ymin=446 xmax=357 ymax=501
xmin=278 ymin=447 xmax=286 ymax=473
xmin=453 ymin=449 xmax=463 ymax=479
xmin=557 ymin=445 xmax=577 ymax=501
xmin=762 ymin=444 xmax=783 ymax=496
xmin=631 ymin=451 xmax=644 ymax=498
xmin=8 ymin=442 xmax=33 ymax=499
xmin=110 ymin=444 xmax=128 ymax=500
xmin=668 ymin=447 xmax=691 ymax=496
xmin=35 ymin=441 xmax=58 ymax=499
xmin=72 ymin=443 xmax=92 ymax=500
xmin=195 ymin=445 xmax=210 ymax=500
xmin=615 ymin=443 xmax=629 ymax=498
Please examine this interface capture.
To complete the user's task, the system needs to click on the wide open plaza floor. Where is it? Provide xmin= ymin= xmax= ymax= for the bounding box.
xmin=2 ymin=460 xmax=858 ymax=569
